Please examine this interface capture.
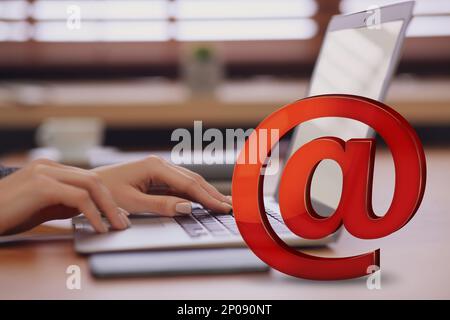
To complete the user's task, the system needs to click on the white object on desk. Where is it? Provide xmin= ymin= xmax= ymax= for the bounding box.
xmin=35 ymin=117 xmax=105 ymax=165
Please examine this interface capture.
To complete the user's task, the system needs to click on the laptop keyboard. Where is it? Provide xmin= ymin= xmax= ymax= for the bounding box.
xmin=174 ymin=203 xmax=291 ymax=238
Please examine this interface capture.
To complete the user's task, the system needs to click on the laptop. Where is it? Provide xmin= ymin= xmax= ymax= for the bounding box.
xmin=73 ymin=1 xmax=414 ymax=254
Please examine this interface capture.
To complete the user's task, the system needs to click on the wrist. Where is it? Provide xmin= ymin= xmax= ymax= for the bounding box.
xmin=0 ymin=167 xmax=19 ymax=179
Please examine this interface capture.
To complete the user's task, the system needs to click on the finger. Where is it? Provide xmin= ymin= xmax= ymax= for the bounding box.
xmin=153 ymin=162 xmax=232 ymax=213
xmin=38 ymin=176 xmax=109 ymax=233
xmin=131 ymin=192 xmax=194 ymax=216
xmin=172 ymin=165 xmax=232 ymax=205
xmin=35 ymin=165 xmax=129 ymax=230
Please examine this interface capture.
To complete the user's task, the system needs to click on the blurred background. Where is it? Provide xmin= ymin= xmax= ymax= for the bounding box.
xmin=0 ymin=0 xmax=449 ymax=156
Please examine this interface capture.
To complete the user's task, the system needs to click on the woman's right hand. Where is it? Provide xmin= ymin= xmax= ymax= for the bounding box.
xmin=0 ymin=159 xmax=130 ymax=236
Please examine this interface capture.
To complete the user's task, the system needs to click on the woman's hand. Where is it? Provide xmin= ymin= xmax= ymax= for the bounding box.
xmin=0 ymin=156 xmax=232 ymax=236
xmin=92 ymin=156 xmax=232 ymax=216
xmin=0 ymin=159 xmax=130 ymax=236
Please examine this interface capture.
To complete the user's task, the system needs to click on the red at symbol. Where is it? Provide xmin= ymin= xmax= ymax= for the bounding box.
xmin=231 ymin=95 xmax=426 ymax=280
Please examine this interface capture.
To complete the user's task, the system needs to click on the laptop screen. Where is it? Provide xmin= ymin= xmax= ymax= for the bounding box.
xmin=283 ymin=19 xmax=406 ymax=212
xmin=309 ymin=20 xmax=404 ymax=99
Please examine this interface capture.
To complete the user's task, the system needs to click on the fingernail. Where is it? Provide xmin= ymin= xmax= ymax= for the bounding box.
xmin=100 ymin=222 xmax=109 ymax=233
xmin=226 ymin=196 xmax=232 ymax=204
xmin=175 ymin=202 xmax=192 ymax=214
xmin=113 ymin=209 xmax=127 ymax=229
xmin=119 ymin=207 xmax=131 ymax=216
xmin=222 ymin=202 xmax=233 ymax=213
xmin=119 ymin=210 xmax=131 ymax=228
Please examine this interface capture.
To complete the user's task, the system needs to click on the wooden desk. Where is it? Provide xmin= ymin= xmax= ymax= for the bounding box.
xmin=1 ymin=148 xmax=450 ymax=299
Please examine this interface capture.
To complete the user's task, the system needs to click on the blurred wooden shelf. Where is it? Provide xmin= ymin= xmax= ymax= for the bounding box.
xmin=0 ymin=78 xmax=449 ymax=128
